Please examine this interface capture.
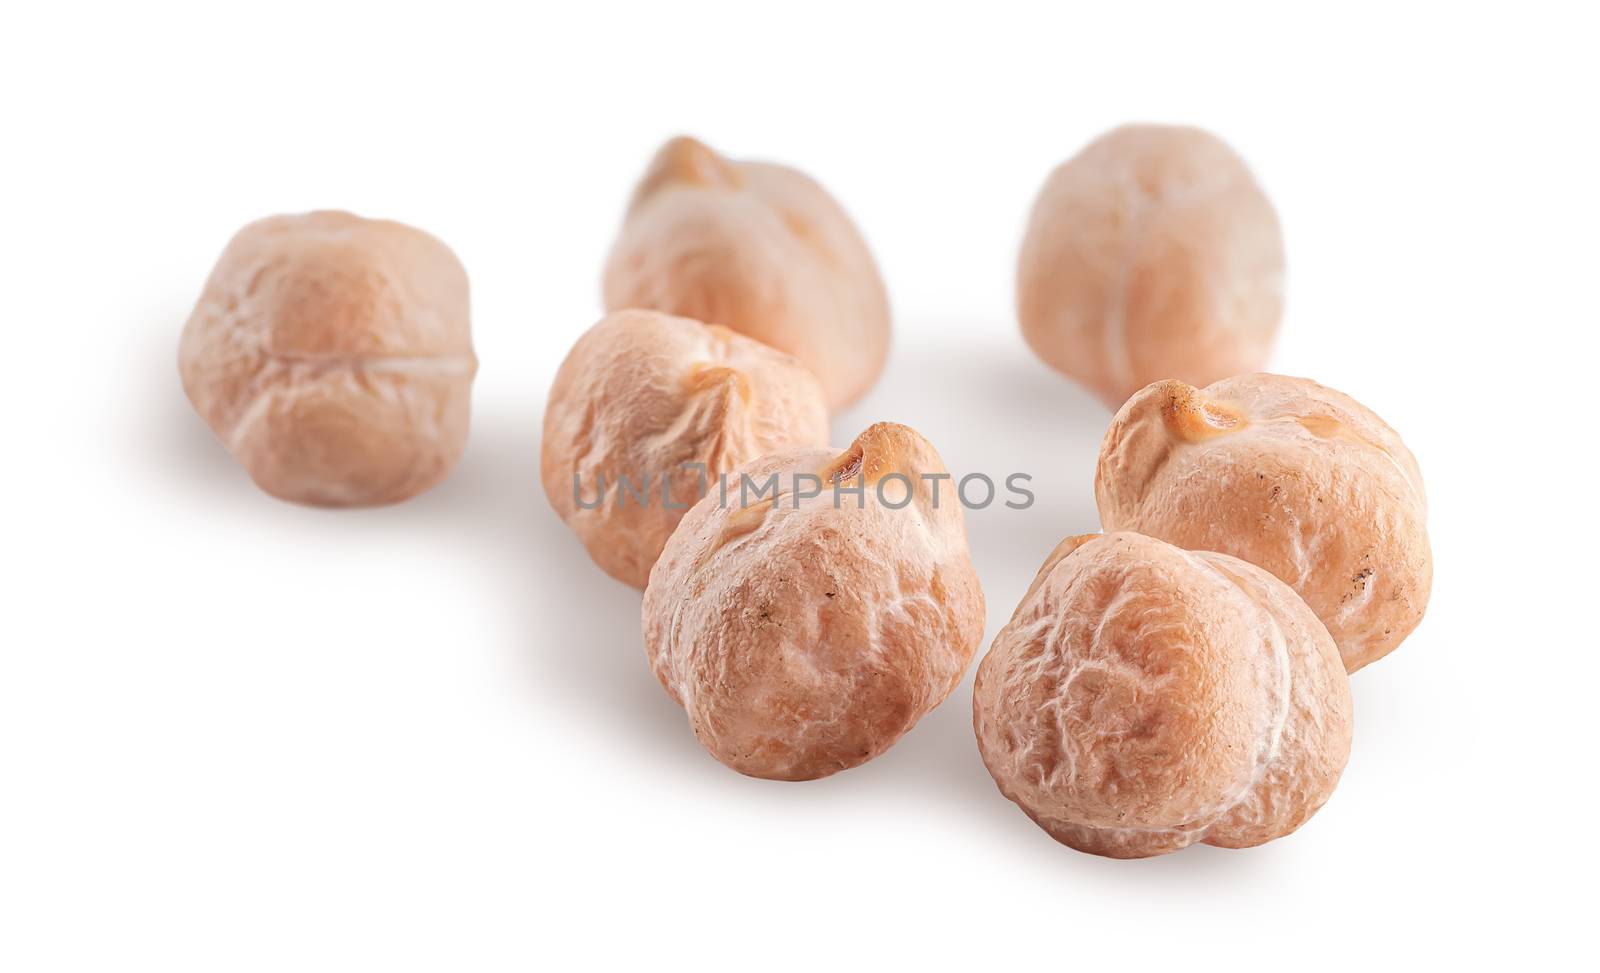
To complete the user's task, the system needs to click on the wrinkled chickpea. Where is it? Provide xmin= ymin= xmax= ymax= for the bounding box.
xmin=643 ymin=422 xmax=985 ymax=780
xmin=541 ymin=309 xmax=829 ymax=588
xmin=1096 ymin=374 xmax=1431 ymax=671
xmin=974 ymin=531 xmax=1352 ymax=859
xmin=603 ymin=136 xmax=891 ymax=409
xmin=179 ymin=211 xmax=477 ymax=506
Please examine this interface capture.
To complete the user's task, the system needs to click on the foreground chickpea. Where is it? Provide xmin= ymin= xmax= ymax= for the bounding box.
xmin=1096 ymin=375 xmax=1431 ymax=672
xmin=179 ymin=211 xmax=476 ymax=506
xmin=541 ymin=309 xmax=828 ymax=588
xmin=974 ymin=532 xmax=1352 ymax=859
xmin=642 ymin=423 xmax=985 ymax=780
xmin=603 ymin=136 xmax=891 ymax=409
xmin=1017 ymin=124 xmax=1284 ymax=408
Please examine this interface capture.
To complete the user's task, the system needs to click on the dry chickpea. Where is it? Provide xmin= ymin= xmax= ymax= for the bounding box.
xmin=974 ymin=531 xmax=1352 ymax=859
xmin=179 ymin=211 xmax=476 ymax=506
xmin=1096 ymin=375 xmax=1431 ymax=672
xmin=541 ymin=309 xmax=829 ymax=589
xmin=1017 ymin=124 xmax=1284 ymax=408
xmin=603 ymin=136 xmax=891 ymax=409
xmin=642 ymin=422 xmax=985 ymax=780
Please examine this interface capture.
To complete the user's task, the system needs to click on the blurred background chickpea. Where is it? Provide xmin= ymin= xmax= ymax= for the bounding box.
xmin=179 ymin=211 xmax=477 ymax=507
xmin=604 ymin=136 xmax=891 ymax=409
xmin=1017 ymin=124 xmax=1284 ymax=409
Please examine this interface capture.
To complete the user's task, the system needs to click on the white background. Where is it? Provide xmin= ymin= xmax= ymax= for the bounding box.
xmin=4 ymin=2 xmax=1596 ymax=969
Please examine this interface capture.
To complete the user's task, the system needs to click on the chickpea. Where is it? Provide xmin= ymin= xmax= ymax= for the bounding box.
xmin=1017 ymin=124 xmax=1284 ymax=408
xmin=642 ymin=423 xmax=985 ymax=780
xmin=973 ymin=531 xmax=1352 ymax=859
xmin=1095 ymin=375 xmax=1431 ymax=672
xmin=541 ymin=309 xmax=829 ymax=589
xmin=179 ymin=211 xmax=476 ymax=506
xmin=603 ymin=136 xmax=891 ymax=409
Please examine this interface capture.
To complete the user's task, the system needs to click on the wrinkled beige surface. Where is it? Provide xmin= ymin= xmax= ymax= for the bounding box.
xmin=603 ymin=136 xmax=891 ymax=409
xmin=1096 ymin=375 xmax=1431 ymax=672
xmin=1017 ymin=124 xmax=1284 ymax=409
xmin=542 ymin=309 xmax=829 ymax=589
xmin=973 ymin=531 xmax=1352 ymax=858
xmin=179 ymin=211 xmax=476 ymax=506
xmin=643 ymin=423 xmax=985 ymax=780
